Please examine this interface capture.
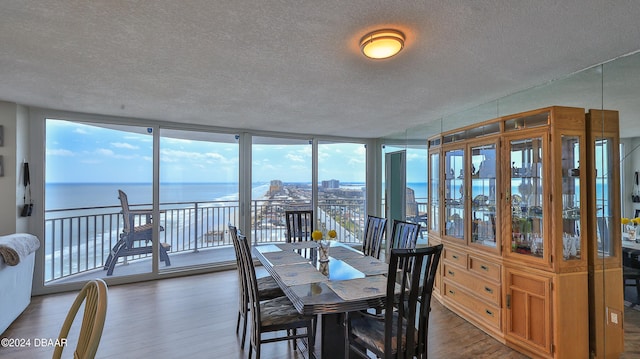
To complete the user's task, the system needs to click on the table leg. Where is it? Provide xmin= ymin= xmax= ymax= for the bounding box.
xmin=320 ymin=313 xmax=363 ymax=359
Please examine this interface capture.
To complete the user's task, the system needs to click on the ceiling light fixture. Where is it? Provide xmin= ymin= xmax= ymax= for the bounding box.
xmin=359 ymin=29 xmax=405 ymax=59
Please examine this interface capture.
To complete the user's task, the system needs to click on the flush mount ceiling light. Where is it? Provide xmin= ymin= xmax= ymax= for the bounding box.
xmin=359 ymin=29 xmax=405 ymax=59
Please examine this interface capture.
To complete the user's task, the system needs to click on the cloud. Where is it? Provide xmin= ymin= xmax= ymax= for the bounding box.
xmin=47 ymin=149 xmax=75 ymax=156
xmin=286 ymin=153 xmax=306 ymax=162
xmin=73 ymin=128 xmax=89 ymax=135
xmin=111 ymin=142 xmax=139 ymax=150
xmin=95 ymin=148 xmax=115 ymax=156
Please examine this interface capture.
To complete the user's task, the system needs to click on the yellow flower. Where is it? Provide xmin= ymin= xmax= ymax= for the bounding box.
xmin=633 ymin=218 xmax=640 ymax=225
xmin=622 ymin=217 xmax=631 ymax=225
xmin=327 ymin=229 xmax=337 ymax=239
xmin=311 ymin=230 xmax=323 ymax=241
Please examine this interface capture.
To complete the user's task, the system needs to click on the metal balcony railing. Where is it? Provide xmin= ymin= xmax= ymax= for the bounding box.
xmin=44 ymin=198 xmax=420 ymax=283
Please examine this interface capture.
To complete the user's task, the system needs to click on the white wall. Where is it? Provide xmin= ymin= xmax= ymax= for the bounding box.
xmin=621 ymin=137 xmax=640 ymax=218
xmin=0 ymin=101 xmax=29 ymax=235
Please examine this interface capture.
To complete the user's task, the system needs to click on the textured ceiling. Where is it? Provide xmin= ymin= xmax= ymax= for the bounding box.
xmin=1 ymin=1 xmax=640 ymax=139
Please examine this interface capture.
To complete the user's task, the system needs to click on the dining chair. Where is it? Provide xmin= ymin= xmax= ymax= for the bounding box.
xmin=229 ymin=225 xmax=284 ymax=348
xmin=285 ymin=210 xmax=314 ymax=243
xmin=362 ymin=215 xmax=387 ymax=259
xmin=52 ymin=279 xmax=108 ymax=359
xmin=389 ymin=219 xmax=421 ymax=250
xmin=344 ymin=244 xmax=443 ymax=359
xmin=237 ymin=233 xmax=316 ymax=359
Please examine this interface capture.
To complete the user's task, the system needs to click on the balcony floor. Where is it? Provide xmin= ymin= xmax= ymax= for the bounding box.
xmin=48 ymin=245 xmax=238 ymax=285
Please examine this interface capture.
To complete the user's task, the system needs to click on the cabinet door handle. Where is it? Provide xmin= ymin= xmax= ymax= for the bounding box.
xmin=506 ymin=294 xmax=511 ymax=309
xmin=447 ymin=270 xmax=455 ymax=276
xmin=484 ymin=286 xmax=493 ymax=294
xmin=485 ymin=309 xmax=494 ymax=317
xmin=480 ymin=265 xmax=489 ymax=271
xmin=452 ymin=255 xmax=459 ymax=260
xmin=448 ymin=290 xmax=455 ymax=295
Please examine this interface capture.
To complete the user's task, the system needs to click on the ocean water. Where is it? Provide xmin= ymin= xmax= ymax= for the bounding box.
xmin=45 ymin=182 xmax=272 ymax=210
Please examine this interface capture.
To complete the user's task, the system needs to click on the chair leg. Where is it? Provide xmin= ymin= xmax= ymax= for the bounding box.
xmin=159 ymin=245 xmax=171 ymax=266
xmin=241 ymin=312 xmax=248 ymax=348
xmin=236 ymin=311 xmax=241 ymax=334
xmin=344 ymin=313 xmax=350 ymax=359
xmin=307 ymin=322 xmax=315 ymax=359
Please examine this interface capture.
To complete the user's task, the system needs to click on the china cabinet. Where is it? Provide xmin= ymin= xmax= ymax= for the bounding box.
xmin=428 ymin=106 xmax=621 ymax=358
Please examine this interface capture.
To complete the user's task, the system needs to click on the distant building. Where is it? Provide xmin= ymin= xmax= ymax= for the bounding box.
xmin=322 ymin=179 xmax=340 ymax=189
xmin=269 ymin=180 xmax=283 ymax=196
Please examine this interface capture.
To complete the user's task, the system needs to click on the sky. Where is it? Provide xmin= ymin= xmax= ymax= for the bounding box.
xmin=45 ymin=119 xmax=427 ymax=184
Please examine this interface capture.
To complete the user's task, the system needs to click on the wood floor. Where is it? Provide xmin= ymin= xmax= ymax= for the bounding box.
xmin=1 ymin=269 xmax=636 ymax=358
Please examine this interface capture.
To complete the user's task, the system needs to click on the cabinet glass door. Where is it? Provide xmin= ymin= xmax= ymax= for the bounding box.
xmin=429 ymin=152 xmax=440 ymax=234
xmin=444 ymin=148 xmax=465 ymax=240
xmin=509 ymin=137 xmax=544 ymax=258
xmin=595 ymin=137 xmax=615 ymax=258
xmin=470 ymin=143 xmax=498 ymax=248
xmin=561 ymin=135 xmax=581 ymax=260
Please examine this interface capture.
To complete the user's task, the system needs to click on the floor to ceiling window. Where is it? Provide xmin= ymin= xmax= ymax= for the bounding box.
xmin=382 ymin=142 xmax=428 ymax=244
xmin=44 ymin=119 xmax=154 ymax=284
xmin=158 ymin=129 xmax=239 ymax=269
xmin=317 ymin=141 xmax=366 ymax=243
xmin=250 ymin=136 xmax=312 ymax=243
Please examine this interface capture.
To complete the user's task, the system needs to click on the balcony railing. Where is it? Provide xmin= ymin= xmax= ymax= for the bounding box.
xmin=44 ymin=198 xmax=392 ymax=283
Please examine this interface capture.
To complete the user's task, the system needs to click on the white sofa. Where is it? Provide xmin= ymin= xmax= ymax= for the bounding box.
xmin=0 ymin=233 xmax=39 ymax=335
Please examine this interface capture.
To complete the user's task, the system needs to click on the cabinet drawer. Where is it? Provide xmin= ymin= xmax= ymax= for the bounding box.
xmin=443 ymin=264 xmax=501 ymax=305
xmin=469 ymin=255 xmax=501 ymax=282
xmin=444 ymin=247 xmax=468 ymax=268
xmin=443 ymin=281 xmax=501 ymax=330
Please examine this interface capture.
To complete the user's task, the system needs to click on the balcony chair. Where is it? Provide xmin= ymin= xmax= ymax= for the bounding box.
xmin=389 ymin=219 xmax=421 ymax=251
xmin=53 ymin=279 xmax=108 ymax=359
xmin=229 ymin=225 xmax=284 ymax=348
xmin=103 ymin=189 xmax=170 ymax=276
xmin=237 ymin=233 xmax=316 ymax=359
xmin=285 ymin=210 xmax=314 ymax=243
xmin=344 ymin=244 xmax=443 ymax=359
xmin=362 ymin=215 xmax=387 ymax=259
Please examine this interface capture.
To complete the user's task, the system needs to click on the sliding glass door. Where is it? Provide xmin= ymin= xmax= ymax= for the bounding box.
xmin=44 ymin=119 xmax=154 ymax=284
xmin=250 ymin=136 xmax=311 ymax=244
xmin=158 ymin=129 xmax=239 ymax=269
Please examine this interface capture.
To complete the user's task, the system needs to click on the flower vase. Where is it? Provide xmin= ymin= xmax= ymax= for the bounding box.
xmin=627 ymin=225 xmax=637 ymax=242
xmin=318 ymin=239 xmax=330 ymax=262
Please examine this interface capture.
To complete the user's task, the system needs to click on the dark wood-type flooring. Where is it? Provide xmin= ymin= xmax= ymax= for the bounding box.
xmin=2 ymin=269 xmax=639 ymax=358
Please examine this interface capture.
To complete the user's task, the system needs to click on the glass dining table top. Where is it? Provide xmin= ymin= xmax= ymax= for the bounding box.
xmin=253 ymin=241 xmax=389 ymax=315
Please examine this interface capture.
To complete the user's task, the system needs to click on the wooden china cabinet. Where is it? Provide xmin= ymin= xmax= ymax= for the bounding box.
xmin=428 ymin=106 xmax=623 ymax=359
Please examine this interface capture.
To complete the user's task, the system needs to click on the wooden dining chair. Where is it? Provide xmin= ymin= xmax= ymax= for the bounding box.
xmin=285 ymin=210 xmax=314 ymax=243
xmin=362 ymin=215 xmax=387 ymax=259
xmin=229 ymin=225 xmax=284 ymax=348
xmin=389 ymin=219 xmax=421 ymax=250
xmin=52 ymin=279 xmax=108 ymax=359
xmin=236 ymin=234 xmax=316 ymax=359
xmin=344 ymin=244 xmax=443 ymax=359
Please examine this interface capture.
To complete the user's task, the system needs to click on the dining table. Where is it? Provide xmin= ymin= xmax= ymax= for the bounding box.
xmin=253 ymin=240 xmax=389 ymax=359
xmin=622 ymin=236 xmax=640 ymax=264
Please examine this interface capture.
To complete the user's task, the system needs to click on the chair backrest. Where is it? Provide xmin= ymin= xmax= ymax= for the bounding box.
xmin=229 ymin=225 xmax=249 ymax=315
xmin=384 ymin=244 xmax=443 ymax=359
xmin=285 ymin=210 xmax=314 ymax=243
xmin=118 ymin=189 xmax=133 ymax=233
xmin=362 ymin=215 xmax=387 ymax=259
xmin=53 ymin=279 xmax=108 ymax=359
xmin=236 ymin=233 xmax=263 ymax=338
xmin=389 ymin=219 xmax=421 ymax=250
